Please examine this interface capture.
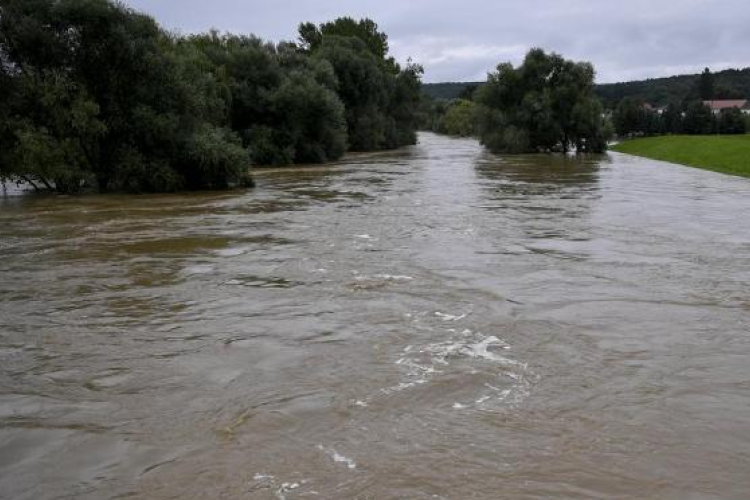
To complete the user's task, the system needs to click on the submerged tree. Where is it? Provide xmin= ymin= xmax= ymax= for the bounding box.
xmin=183 ymin=33 xmax=347 ymax=165
xmin=0 ymin=3 xmax=422 ymax=192
xmin=475 ymin=49 xmax=608 ymax=154
xmin=299 ymin=17 xmax=423 ymax=151
xmin=0 ymin=0 xmax=249 ymax=192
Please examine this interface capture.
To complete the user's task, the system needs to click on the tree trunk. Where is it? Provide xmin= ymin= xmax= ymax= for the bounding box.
xmin=39 ymin=177 xmax=54 ymax=191
xmin=20 ymin=176 xmax=40 ymax=192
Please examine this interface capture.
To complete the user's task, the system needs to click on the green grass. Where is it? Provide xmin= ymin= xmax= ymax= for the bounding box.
xmin=611 ymin=135 xmax=750 ymax=178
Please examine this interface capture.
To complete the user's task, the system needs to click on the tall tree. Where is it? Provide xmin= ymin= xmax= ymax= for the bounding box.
xmin=698 ymin=67 xmax=714 ymax=100
xmin=0 ymin=0 xmax=249 ymax=192
xmin=1 ymin=4 xmax=423 ymax=191
xmin=300 ymin=18 xmax=422 ymax=152
xmin=475 ymin=49 xmax=608 ymax=154
xmin=683 ymin=101 xmax=715 ymax=134
xmin=662 ymin=102 xmax=684 ymax=134
xmin=299 ymin=17 xmax=389 ymax=61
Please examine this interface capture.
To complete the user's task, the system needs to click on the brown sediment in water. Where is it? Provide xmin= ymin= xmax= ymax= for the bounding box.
xmin=1 ymin=132 xmax=750 ymax=499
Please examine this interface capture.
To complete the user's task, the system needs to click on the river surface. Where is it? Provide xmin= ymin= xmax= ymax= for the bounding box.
xmin=1 ymin=132 xmax=749 ymax=500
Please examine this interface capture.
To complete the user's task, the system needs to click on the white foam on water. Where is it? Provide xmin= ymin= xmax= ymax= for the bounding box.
xmin=354 ymin=234 xmax=375 ymax=240
xmin=251 ymin=473 xmax=307 ymax=500
xmin=372 ymin=274 xmax=413 ymax=281
xmin=379 ymin=378 xmax=429 ymax=396
xmin=317 ymin=444 xmax=357 ymax=469
xmin=454 ymin=386 xmax=520 ymax=410
xmin=376 ymin=330 xmax=535 ymax=408
xmin=215 ymin=247 xmax=245 ymax=257
xmin=435 ymin=311 xmax=468 ymax=321
xmin=420 ymin=336 xmax=515 ymax=367
xmin=182 ymin=264 xmax=214 ymax=275
xmin=354 ymin=273 xmax=412 ymax=282
xmin=462 ymin=336 xmax=518 ymax=365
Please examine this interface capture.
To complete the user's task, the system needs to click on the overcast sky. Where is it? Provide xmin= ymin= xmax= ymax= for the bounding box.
xmin=124 ymin=0 xmax=749 ymax=84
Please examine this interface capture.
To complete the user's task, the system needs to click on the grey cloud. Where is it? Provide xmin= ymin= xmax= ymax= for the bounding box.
xmin=125 ymin=0 xmax=750 ymax=83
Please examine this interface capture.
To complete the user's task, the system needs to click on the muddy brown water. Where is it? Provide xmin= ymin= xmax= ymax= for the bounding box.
xmin=1 ymin=132 xmax=749 ymax=500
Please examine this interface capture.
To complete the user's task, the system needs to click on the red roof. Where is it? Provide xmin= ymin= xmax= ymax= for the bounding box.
xmin=703 ymin=100 xmax=748 ymax=110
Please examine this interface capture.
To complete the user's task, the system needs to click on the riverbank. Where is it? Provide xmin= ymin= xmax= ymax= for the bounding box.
xmin=612 ymin=135 xmax=750 ymax=178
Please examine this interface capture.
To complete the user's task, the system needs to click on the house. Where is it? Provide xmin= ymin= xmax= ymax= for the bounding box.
xmin=703 ymin=100 xmax=750 ymax=115
xmin=642 ymin=103 xmax=666 ymax=115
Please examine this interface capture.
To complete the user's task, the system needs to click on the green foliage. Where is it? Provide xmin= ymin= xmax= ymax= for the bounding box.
xmin=182 ymin=124 xmax=249 ymax=189
xmin=475 ymin=48 xmax=608 ymax=154
xmin=424 ymin=67 xmax=750 ymax=108
xmin=458 ymin=84 xmax=478 ymax=101
xmin=299 ymin=17 xmax=389 ymax=61
xmin=0 ymin=0 xmax=247 ymax=192
xmin=422 ymin=82 xmax=482 ymax=101
xmin=683 ymin=102 xmax=715 ymax=135
xmin=433 ymin=99 xmax=477 ymax=136
xmin=662 ymin=102 xmax=683 ymax=134
xmin=0 ymin=2 xmax=421 ymax=193
xmin=613 ymin=98 xmax=662 ymax=137
xmin=302 ymin=19 xmax=422 ymax=152
xmin=613 ymin=135 xmax=750 ymax=178
xmin=614 ymin=98 xmax=746 ymax=137
xmin=716 ymin=108 xmax=746 ymax=135
xmin=185 ymin=33 xmax=348 ymax=165
xmin=596 ymin=67 xmax=750 ymax=109
xmin=699 ymin=68 xmax=714 ymax=100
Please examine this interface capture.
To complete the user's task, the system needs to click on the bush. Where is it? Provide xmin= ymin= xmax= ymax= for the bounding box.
xmin=437 ymin=99 xmax=477 ymax=136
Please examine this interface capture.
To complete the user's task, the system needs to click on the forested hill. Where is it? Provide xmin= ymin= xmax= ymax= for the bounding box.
xmin=595 ymin=68 xmax=750 ymax=107
xmin=422 ymin=82 xmax=483 ymax=100
xmin=423 ymin=67 xmax=750 ymax=107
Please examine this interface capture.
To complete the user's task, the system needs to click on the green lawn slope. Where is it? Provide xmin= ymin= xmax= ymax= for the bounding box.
xmin=612 ymin=135 xmax=750 ymax=178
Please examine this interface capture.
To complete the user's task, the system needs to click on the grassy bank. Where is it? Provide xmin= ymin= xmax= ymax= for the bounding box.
xmin=612 ymin=135 xmax=750 ymax=178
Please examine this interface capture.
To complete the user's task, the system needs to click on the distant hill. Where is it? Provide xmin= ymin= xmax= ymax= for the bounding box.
xmin=421 ymin=82 xmax=482 ymax=100
xmin=595 ymin=68 xmax=750 ymax=107
xmin=423 ymin=67 xmax=750 ymax=108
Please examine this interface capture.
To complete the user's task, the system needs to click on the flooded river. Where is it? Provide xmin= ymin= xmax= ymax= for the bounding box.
xmin=1 ymin=132 xmax=749 ymax=499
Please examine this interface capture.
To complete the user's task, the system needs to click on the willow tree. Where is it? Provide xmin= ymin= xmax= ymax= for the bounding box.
xmin=0 ymin=0 xmax=249 ymax=192
xmin=298 ymin=17 xmax=423 ymax=151
xmin=475 ymin=48 xmax=608 ymax=154
xmin=183 ymin=34 xmax=347 ymax=165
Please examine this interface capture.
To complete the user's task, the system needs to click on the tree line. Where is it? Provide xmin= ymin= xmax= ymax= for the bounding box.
xmin=613 ymin=99 xmax=747 ymax=137
xmin=0 ymin=1 xmax=422 ymax=193
xmin=612 ymin=69 xmax=748 ymax=137
xmin=421 ymin=49 xmax=610 ymax=153
xmin=422 ymin=67 xmax=750 ymax=109
xmin=596 ymin=67 xmax=750 ymax=109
